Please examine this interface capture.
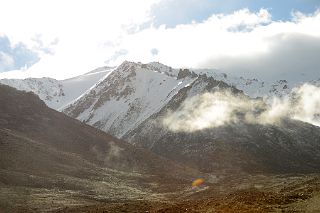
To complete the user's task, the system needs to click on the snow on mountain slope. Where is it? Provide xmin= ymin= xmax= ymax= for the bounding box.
xmin=63 ymin=61 xmax=320 ymax=138
xmin=58 ymin=66 xmax=114 ymax=110
xmin=63 ymin=61 xmax=197 ymax=138
xmin=0 ymin=77 xmax=64 ymax=109
xmin=1 ymin=60 xmax=319 ymax=138
xmin=0 ymin=66 xmax=113 ymax=110
xmin=194 ymin=69 xmax=320 ymax=99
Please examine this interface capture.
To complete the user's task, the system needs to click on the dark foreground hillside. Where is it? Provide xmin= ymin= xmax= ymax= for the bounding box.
xmin=0 ymin=84 xmax=199 ymax=212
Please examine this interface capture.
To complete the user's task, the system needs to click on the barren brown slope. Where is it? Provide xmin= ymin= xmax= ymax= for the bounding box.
xmin=0 ymin=84 xmax=200 ymax=212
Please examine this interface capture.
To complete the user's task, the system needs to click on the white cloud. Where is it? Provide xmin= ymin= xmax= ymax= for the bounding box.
xmin=292 ymin=84 xmax=320 ymax=126
xmin=0 ymin=0 xmax=159 ymax=79
xmin=163 ymin=84 xmax=320 ymax=132
xmin=112 ymin=9 xmax=320 ymax=81
xmin=0 ymin=52 xmax=14 ymax=70
xmin=163 ymin=91 xmax=258 ymax=132
xmin=0 ymin=3 xmax=319 ymax=80
xmin=110 ymin=9 xmax=271 ymax=64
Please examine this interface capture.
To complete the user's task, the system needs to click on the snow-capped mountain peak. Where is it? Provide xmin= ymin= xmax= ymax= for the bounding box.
xmin=63 ymin=61 xmax=197 ymax=137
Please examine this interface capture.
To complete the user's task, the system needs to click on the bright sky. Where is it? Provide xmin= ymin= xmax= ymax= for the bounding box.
xmin=0 ymin=0 xmax=320 ymax=80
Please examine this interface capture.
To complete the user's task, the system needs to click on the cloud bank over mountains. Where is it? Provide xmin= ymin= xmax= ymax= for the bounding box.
xmin=0 ymin=1 xmax=319 ymax=80
xmin=163 ymin=83 xmax=320 ymax=132
xmin=118 ymin=9 xmax=320 ymax=81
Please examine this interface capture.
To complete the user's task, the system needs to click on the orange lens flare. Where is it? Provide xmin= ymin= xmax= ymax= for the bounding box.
xmin=192 ymin=178 xmax=204 ymax=187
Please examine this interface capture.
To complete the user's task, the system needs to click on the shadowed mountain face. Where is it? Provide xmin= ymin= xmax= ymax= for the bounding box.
xmin=124 ymin=76 xmax=320 ymax=174
xmin=0 ymin=84 xmax=200 ymax=212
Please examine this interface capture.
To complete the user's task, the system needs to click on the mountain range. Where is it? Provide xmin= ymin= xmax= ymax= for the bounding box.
xmin=2 ymin=61 xmax=320 ymax=137
xmin=1 ymin=61 xmax=320 ymax=212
